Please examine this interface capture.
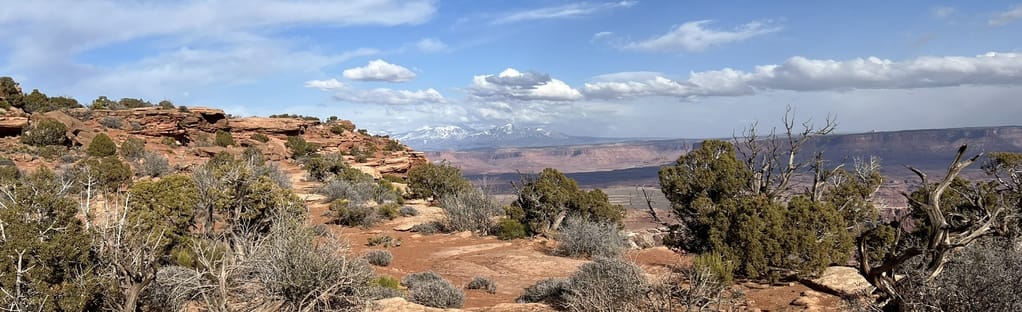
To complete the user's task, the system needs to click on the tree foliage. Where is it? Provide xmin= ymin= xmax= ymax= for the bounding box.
xmin=87 ymin=133 xmax=118 ymax=157
xmin=0 ymin=168 xmax=103 ymax=310
xmin=20 ymin=118 xmax=69 ymax=146
xmin=511 ymin=168 xmax=624 ymax=236
xmin=659 ymin=138 xmax=857 ymax=279
xmin=407 ymin=161 xmax=472 ymax=201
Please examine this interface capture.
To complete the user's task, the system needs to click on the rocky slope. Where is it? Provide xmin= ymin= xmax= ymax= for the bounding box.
xmin=0 ymin=106 xmax=427 ymax=178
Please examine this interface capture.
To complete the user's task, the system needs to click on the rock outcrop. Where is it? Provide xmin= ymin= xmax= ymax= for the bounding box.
xmin=802 ymin=266 xmax=873 ymax=297
xmin=13 ymin=106 xmax=427 ymax=178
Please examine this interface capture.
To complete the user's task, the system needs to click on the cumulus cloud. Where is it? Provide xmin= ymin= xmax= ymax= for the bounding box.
xmin=990 ymin=4 xmax=1022 ymax=26
xmin=621 ymin=20 xmax=781 ymax=52
xmin=342 ymin=59 xmax=417 ymax=82
xmin=469 ymin=68 xmax=582 ymax=101
xmin=333 ymin=87 xmax=445 ymax=105
xmin=416 ymin=38 xmax=448 ymax=52
xmin=304 ymin=78 xmax=346 ymax=91
xmin=493 ymin=1 xmax=636 ymax=24
xmin=583 ymin=52 xmax=1022 ymax=99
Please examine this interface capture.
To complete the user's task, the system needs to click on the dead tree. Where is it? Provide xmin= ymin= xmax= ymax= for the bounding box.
xmin=733 ymin=106 xmax=836 ymax=200
xmin=858 ymin=145 xmax=1007 ymax=308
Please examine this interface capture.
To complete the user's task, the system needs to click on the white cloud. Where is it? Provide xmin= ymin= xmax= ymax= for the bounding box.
xmin=469 ymin=68 xmax=582 ymax=101
xmin=931 ymin=6 xmax=956 ymax=19
xmin=72 ymin=44 xmax=376 ymax=99
xmin=304 ymin=79 xmax=346 ymax=91
xmin=493 ymin=1 xmax=637 ymax=24
xmin=622 ymin=20 xmax=782 ymax=52
xmin=990 ymin=4 xmax=1022 ymax=26
xmin=342 ymin=59 xmax=417 ymax=82
xmin=333 ymin=87 xmax=445 ymax=105
xmin=417 ymin=38 xmax=448 ymax=52
xmin=0 ymin=0 xmax=431 ymax=97
xmin=584 ymin=52 xmax=1022 ymax=99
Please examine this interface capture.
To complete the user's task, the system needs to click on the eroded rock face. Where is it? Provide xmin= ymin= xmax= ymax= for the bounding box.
xmin=230 ymin=117 xmax=316 ymax=136
xmin=0 ymin=117 xmax=28 ymax=137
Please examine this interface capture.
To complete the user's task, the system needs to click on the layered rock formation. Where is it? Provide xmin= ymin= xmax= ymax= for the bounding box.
xmin=13 ymin=106 xmax=426 ymax=178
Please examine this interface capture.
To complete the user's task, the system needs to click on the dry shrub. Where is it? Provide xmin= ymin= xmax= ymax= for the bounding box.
xmin=405 ymin=273 xmax=464 ymax=309
xmin=364 ymin=250 xmax=393 ymax=267
xmin=466 ymin=276 xmax=497 ymax=294
xmin=438 ymin=189 xmax=502 ymax=234
xmin=555 ymin=218 xmax=626 ymax=258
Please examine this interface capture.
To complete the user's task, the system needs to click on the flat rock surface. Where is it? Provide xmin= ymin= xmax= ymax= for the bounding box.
xmin=804 ymin=266 xmax=874 ymax=297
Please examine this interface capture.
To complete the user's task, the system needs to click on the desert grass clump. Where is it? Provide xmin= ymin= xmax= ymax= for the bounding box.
xmin=253 ymin=215 xmax=375 ymax=311
xmin=555 ymin=218 xmax=626 ymax=258
xmin=330 ymin=200 xmax=379 ymax=228
xmin=497 ymin=218 xmax=528 ymax=240
xmin=366 ymin=235 xmax=401 ymax=248
xmin=438 ymin=189 xmax=502 ymax=234
xmin=364 ymin=250 xmax=393 ymax=267
xmin=409 ymin=222 xmax=442 ymax=235
xmin=376 ymin=203 xmax=400 ymax=220
xmin=466 ymin=276 xmax=497 ymax=294
xmin=401 ymin=271 xmax=443 ymax=289
xmin=517 ymin=278 xmax=569 ymax=304
xmin=135 ymin=151 xmax=170 ymax=178
xmin=399 ymin=206 xmax=419 ymax=217
xmin=99 ymin=116 xmax=124 ymax=129
xmin=405 ymin=274 xmax=464 ymax=309
xmin=561 ymin=257 xmax=651 ymax=312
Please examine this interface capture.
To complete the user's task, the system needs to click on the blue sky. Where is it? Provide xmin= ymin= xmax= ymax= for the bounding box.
xmin=2 ymin=1 xmax=1022 ymax=138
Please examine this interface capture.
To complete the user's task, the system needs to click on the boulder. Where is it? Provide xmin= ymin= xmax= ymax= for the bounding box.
xmin=0 ymin=116 xmax=28 ymax=136
xmin=803 ymin=266 xmax=874 ymax=297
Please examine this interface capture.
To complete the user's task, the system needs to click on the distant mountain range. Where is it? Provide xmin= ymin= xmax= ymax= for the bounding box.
xmin=391 ymin=123 xmax=637 ymax=151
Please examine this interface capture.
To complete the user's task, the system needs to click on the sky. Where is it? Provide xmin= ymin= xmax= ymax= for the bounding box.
xmin=2 ymin=1 xmax=1022 ymax=138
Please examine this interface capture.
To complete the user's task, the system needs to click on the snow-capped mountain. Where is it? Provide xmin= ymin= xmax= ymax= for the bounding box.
xmin=392 ymin=123 xmax=619 ymax=151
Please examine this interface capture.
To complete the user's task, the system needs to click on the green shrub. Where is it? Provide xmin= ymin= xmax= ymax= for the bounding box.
xmin=87 ymin=133 xmax=117 ymax=157
xmin=330 ymin=124 xmax=348 ymax=135
xmin=158 ymin=100 xmax=175 ymax=109
xmin=555 ymin=219 xmax=626 ymax=258
xmin=285 ymin=135 xmax=319 ymax=158
xmin=37 ymin=145 xmax=67 ymax=160
xmin=99 ymin=116 xmax=123 ymax=129
xmin=466 ymin=276 xmax=497 ymax=294
xmin=319 ymin=179 xmax=392 ymax=208
xmin=120 ymin=137 xmax=146 ymax=160
xmin=382 ymin=174 xmax=405 ymax=184
xmin=659 ymin=140 xmax=855 ymax=279
xmin=365 ymin=250 xmax=393 ymax=266
xmin=497 ymin=218 xmax=528 ymax=240
xmin=367 ymin=235 xmax=401 ymax=248
xmin=304 ymin=153 xmax=371 ymax=182
xmin=21 ymin=118 xmax=68 ymax=146
xmin=81 ymin=156 xmax=132 ymax=191
xmin=214 ymin=130 xmax=235 ymax=147
xmin=512 ymin=168 xmax=624 ymax=236
xmin=251 ymin=133 xmax=270 ymax=143
xmin=0 ymin=164 xmax=19 ymax=183
xmin=408 ymin=278 xmax=465 ymax=309
xmin=407 ymin=161 xmax=472 ymax=200
xmin=161 ymin=136 xmax=178 ymax=146
xmin=374 ymin=276 xmax=401 ymax=290
xmin=377 ymin=203 xmax=400 ymax=220
xmin=693 ymin=252 xmax=736 ymax=286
